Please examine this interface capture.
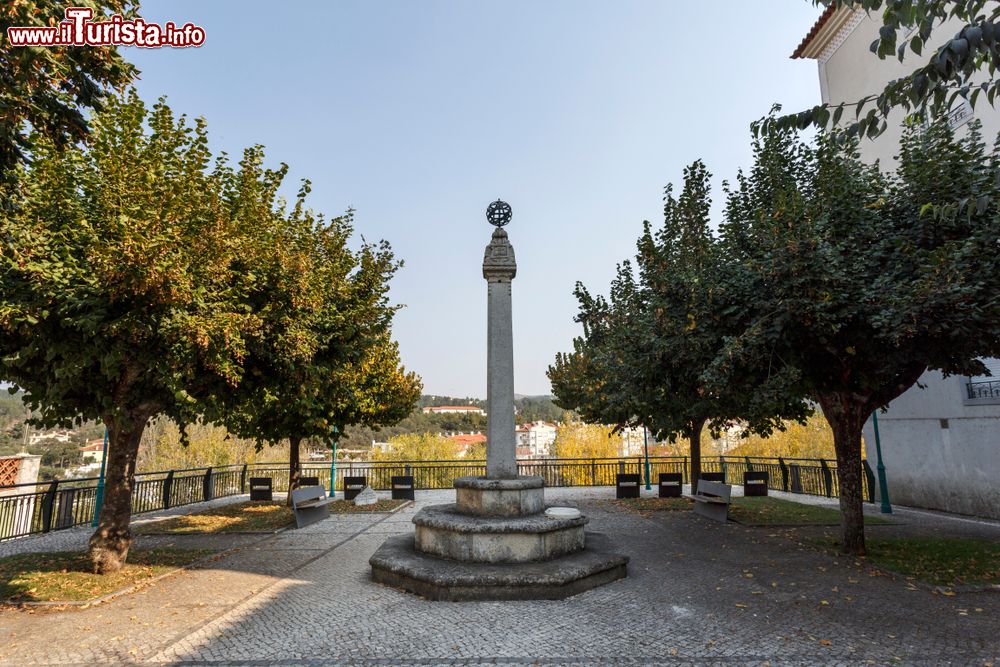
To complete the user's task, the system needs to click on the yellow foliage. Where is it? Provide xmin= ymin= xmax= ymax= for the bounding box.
xmin=137 ymin=418 xmax=274 ymax=471
xmin=723 ymin=413 xmax=860 ymax=459
xmin=371 ymin=432 xmax=458 ymax=462
xmin=551 ymin=422 xmax=619 ymax=459
xmin=463 ymin=439 xmax=487 ymax=461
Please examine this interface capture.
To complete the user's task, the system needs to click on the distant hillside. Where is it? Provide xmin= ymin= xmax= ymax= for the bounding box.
xmin=417 ymin=395 xmax=486 ymax=409
xmin=416 ymin=395 xmax=563 ymax=422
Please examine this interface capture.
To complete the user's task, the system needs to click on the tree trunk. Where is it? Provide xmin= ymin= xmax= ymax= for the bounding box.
xmin=286 ymin=436 xmax=302 ymax=506
xmin=818 ymin=393 xmax=868 ymax=557
xmin=688 ymin=419 xmax=705 ymax=489
xmin=88 ymin=408 xmax=152 ymax=574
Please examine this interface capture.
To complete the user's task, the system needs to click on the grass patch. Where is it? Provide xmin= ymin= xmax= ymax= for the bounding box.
xmin=136 ymin=501 xmax=294 ymax=534
xmin=328 ymin=498 xmax=407 ymax=513
xmin=729 ymin=496 xmax=891 ymax=526
xmin=817 ymin=537 xmax=1000 ymax=587
xmin=136 ymin=498 xmax=408 ymax=535
xmin=0 ymin=549 xmax=212 ymax=603
xmin=609 ymin=497 xmax=693 ymax=513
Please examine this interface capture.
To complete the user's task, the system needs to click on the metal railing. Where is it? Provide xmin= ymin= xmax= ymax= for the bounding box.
xmin=0 ymin=455 xmax=871 ymax=541
xmin=967 ymin=379 xmax=1000 ymax=400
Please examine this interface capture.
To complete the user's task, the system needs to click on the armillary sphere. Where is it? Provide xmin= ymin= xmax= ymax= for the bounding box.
xmin=486 ymin=199 xmax=512 ymax=227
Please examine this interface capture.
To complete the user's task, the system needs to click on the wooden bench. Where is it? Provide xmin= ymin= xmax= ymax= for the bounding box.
xmin=684 ymin=479 xmax=732 ymax=523
xmin=290 ymin=486 xmax=335 ymax=528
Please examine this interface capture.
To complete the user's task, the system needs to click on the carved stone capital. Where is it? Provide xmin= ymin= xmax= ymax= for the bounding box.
xmin=483 ymin=228 xmax=517 ymax=281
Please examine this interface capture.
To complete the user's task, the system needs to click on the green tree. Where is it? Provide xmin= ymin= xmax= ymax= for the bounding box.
xmin=0 ymin=92 xmax=401 ymax=572
xmin=770 ymin=1 xmax=1000 ymax=140
xmin=0 ymin=1 xmax=138 ymax=182
xmin=514 ymin=396 xmax=564 ymax=423
xmin=550 ymin=162 xmax=809 ymax=483
xmin=711 ymin=119 xmax=1000 ymax=555
xmin=217 ymin=192 xmax=421 ymax=499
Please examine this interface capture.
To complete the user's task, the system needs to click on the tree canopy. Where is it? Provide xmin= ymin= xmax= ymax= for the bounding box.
xmin=0 ymin=1 xmax=138 ymax=182
xmin=549 ymin=161 xmax=809 ymax=482
xmin=710 ymin=118 xmax=1000 ymax=553
xmin=0 ymin=92 xmax=416 ymax=571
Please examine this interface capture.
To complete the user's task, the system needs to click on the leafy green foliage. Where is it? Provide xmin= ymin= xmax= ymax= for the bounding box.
xmin=0 ymin=92 xmax=415 ymax=571
xmin=0 ymin=2 xmax=138 ymax=182
xmin=549 ymin=161 xmax=809 ymax=481
xmin=768 ymin=1 xmax=1000 ymax=140
xmin=713 ymin=118 xmax=1000 ymax=554
xmin=417 ymin=395 xmax=486 ymax=409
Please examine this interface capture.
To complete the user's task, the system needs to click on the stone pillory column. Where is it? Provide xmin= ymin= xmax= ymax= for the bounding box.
xmin=482 ymin=199 xmax=517 ymax=479
xmin=367 ymin=198 xmax=628 ymax=601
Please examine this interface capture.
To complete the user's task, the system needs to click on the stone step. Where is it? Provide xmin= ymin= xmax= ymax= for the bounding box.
xmin=369 ymin=532 xmax=629 ymax=601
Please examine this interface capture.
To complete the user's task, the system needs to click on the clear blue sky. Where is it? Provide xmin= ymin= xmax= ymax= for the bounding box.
xmin=128 ymin=1 xmax=823 ymax=398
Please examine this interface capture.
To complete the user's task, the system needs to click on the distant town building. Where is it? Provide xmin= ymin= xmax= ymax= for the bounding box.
xmin=619 ymin=427 xmax=646 ymax=457
xmin=446 ymin=432 xmax=487 ymax=458
xmin=794 ymin=6 xmax=1000 ymax=519
xmin=27 ymin=429 xmax=73 ymax=446
xmin=421 ymin=405 xmax=486 ymax=416
xmin=516 ymin=421 xmax=558 ymax=458
xmin=0 ymin=453 xmax=41 ymax=539
xmin=79 ymin=439 xmax=105 ymax=464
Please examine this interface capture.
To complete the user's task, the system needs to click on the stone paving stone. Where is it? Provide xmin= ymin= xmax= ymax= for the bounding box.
xmin=0 ymin=487 xmax=997 ymax=666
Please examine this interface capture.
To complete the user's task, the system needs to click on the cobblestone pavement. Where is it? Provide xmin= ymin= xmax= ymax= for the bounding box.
xmin=0 ymin=487 xmax=997 ymax=666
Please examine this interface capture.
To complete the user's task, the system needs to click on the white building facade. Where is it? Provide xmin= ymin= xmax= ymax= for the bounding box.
xmin=795 ymin=6 xmax=1000 ymax=519
xmin=516 ymin=421 xmax=558 ymax=458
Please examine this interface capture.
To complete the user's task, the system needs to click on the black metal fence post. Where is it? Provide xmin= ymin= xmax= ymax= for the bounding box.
xmin=203 ymin=467 xmax=214 ymax=502
xmin=162 ymin=471 xmax=174 ymax=509
xmin=778 ymin=458 xmax=789 ymax=491
xmin=720 ymin=457 xmax=728 ymax=483
xmin=745 ymin=456 xmax=753 ymax=472
xmin=862 ymin=459 xmax=876 ymax=503
xmin=239 ymin=464 xmax=248 ymax=493
xmin=820 ymin=459 xmax=833 ymax=497
xmin=41 ymin=481 xmax=58 ymax=533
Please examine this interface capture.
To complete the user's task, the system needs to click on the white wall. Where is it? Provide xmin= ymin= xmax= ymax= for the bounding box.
xmin=862 ymin=371 xmax=1000 ymax=519
xmin=818 ymin=13 xmax=1000 ymax=168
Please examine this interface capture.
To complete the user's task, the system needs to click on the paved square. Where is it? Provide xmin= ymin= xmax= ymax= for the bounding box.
xmin=0 ymin=488 xmax=997 ymax=666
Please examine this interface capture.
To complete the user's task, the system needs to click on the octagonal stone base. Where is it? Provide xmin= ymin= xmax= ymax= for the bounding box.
xmin=454 ymin=475 xmax=544 ymax=517
xmin=413 ymin=504 xmax=586 ymax=563
xmin=370 ymin=532 xmax=628 ymax=601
